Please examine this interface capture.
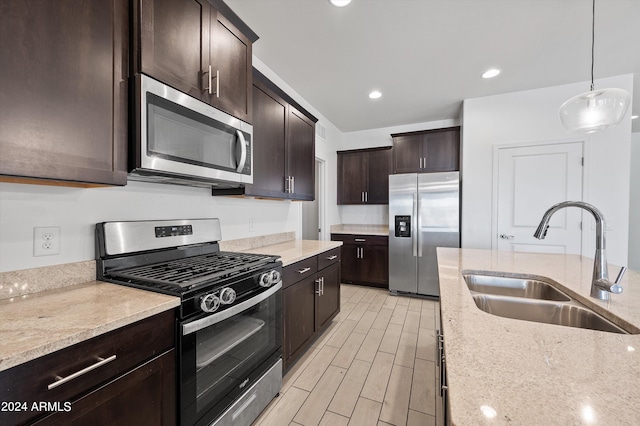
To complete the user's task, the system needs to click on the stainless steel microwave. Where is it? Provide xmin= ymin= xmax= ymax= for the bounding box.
xmin=129 ymin=74 xmax=252 ymax=188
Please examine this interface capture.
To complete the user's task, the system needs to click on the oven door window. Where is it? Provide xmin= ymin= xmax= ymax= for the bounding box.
xmin=147 ymin=93 xmax=250 ymax=173
xmin=181 ymin=288 xmax=281 ymax=424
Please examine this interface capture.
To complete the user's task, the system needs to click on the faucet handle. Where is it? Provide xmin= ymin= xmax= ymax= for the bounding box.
xmin=610 ymin=266 xmax=627 ymax=294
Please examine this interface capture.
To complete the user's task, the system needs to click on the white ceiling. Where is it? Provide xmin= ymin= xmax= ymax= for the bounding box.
xmin=225 ymin=0 xmax=640 ymax=133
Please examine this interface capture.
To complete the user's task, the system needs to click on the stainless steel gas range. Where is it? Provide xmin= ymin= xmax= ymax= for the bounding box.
xmin=96 ymin=219 xmax=282 ymax=426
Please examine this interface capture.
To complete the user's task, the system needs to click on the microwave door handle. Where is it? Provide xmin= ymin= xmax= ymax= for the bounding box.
xmin=235 ymin=130 xmax=247 ymax=173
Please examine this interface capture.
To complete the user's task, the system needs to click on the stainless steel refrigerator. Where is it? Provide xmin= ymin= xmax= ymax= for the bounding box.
xmin=388 ymin=172 xmax=460 ymax=297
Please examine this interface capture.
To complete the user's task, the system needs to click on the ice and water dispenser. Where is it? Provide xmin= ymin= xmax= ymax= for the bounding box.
xmin=394 ymin=215 xmax=411 ymax=237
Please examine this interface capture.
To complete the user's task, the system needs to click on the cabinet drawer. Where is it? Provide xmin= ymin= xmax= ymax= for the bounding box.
xmin=0 ymin=310 xmax=175 ymax=425
xmin=317 ymin=247 xmax=341 ymax=271
xmin=331 ymin=234 xmax=388 ymax=246
xmin=283 ymin=257 xmax=317 ymax=289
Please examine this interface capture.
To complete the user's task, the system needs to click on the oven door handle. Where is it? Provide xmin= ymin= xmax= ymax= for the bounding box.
xmin=182 ymin=281 xmax=282 ymax=336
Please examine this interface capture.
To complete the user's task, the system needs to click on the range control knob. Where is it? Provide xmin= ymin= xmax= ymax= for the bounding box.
xmin=259 ymin=272 xmax=272 ymax=287
xmin=269 ymin=270 xmax=281 ymax=284
xmin=219 ymin=287 xmax=237 ymax=305
xmin=200 ymin=293 xmax=220 ymax=313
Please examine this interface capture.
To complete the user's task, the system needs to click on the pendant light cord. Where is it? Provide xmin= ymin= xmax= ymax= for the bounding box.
xmin=590 ymin=0 xmax=595 ymax=91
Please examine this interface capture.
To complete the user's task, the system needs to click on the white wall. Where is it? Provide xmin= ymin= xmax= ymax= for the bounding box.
xmin=0 ymin=58 xmax=343 ymax=273
xmin=462 ymin=74 xmax=633 ymax=266
xmin=629 ymin=132 xmax=640 ymax=270
xmin=337 ymin=118 xmax=459 ymax=225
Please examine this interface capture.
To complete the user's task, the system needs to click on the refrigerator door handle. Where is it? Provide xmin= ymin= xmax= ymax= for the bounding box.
xmin=412 ymin=192 xmax=418 ymax=257
xmin=417 ymin=190 xmax=423 ymax=257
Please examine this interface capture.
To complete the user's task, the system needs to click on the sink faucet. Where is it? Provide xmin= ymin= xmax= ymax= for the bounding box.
xmin=533 ymin=201 xmax=627 ymax=301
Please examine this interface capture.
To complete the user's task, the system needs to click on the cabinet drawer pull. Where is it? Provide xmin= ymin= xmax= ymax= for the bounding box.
xmin=47 ymin=355 xmax=117 ymax=390
xmin=354 ymin=238 xmax=366 ymax=242
xmin=326 ymin=255 xmax=338 ymax=260
xmin=296 ymin=267 xmax=311 ymax=274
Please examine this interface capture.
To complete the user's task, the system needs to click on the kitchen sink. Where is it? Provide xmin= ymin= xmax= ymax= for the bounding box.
xmin=471 ymin=294 xmax=628 ymax=334
xmin=463 ymin=273 xmax=571 ymax=301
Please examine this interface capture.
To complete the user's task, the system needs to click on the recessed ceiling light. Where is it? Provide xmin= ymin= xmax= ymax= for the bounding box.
xmin=482 ymin=69 xmax=501 ymax=79
xmin=632 ymin=115 xmax=638 ymax=119
xmin=368 ymin=91 xmax=382 ymax=99
xmin=329 ymin=0 xmax=351 ymax=6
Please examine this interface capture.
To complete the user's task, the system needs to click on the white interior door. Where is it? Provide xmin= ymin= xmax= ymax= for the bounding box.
xmin=496 ymin=142 xmax=583 ymax=253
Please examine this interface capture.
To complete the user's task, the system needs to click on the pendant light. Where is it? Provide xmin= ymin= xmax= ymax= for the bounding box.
xmin=558 ymin=0 xmax=630 ymax=133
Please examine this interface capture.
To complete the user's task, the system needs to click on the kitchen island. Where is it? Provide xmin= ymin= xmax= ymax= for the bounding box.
xmin=437 ymin=248 xmax=640 ymax=425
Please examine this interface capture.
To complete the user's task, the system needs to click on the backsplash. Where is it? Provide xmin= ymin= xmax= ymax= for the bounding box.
xmin=338 ymin=204 xmax=388 ymax=225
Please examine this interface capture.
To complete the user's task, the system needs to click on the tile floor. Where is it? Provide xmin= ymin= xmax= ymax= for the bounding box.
xmin=253 ymin=284 xmax=440 ymax=426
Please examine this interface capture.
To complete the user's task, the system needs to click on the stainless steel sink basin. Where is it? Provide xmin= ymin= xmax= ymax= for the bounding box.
xmin=471 ymin=294 xmax=628 ymax=334
xmin=463 ymin=273 xmax=571 ymax=301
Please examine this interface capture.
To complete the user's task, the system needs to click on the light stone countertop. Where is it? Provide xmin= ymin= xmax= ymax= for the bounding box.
xmin=330 ymin=224 xmax=388 ymax=236
xmin=239 ymin=239 xmax=342 ymax=266
xmin=0 ymin=281 xmax=179 ymax=372
xmin=437 ymin=248 xmax=640 ymax=425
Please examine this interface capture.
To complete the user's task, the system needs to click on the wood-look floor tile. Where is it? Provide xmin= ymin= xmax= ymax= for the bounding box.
xmin=255 ymin=386 xmax=309 ymax=426
xmin=408 ymin=409 xmax=435 ymax=426
xmin=360 ymin=288 xmax=377 ymax=303
xmin=367 ymin=293 xmax=388 ymax=312
xmin=353 ymin=310 xmax=378 ymax=334
xmin=420 ymin=307 xmax=436 ymax=330
xmin=348 ymin=397 xmax=382 ymax=426
xmin=282 ymin=345 xmax=320 ymax=394
xmin=379 ymin=364 xmax=413 ymax=426
xmin=395 ymin=331 xmax=418 ymax=368
xmin=332 ymin=332 xmax=366 ymax=369
xmin=378 ymin=323 xmax=403 ymax=354
xmin=293 ymin=365 xmax=347 ymax=426
xmin=293 ymin=345 xmax=340 ymax=392
xmin=312 ymin=321 xmax=340 ymax=349
xmin=371 ymin=308 xmax=393 ymax=330
xmin=415 ymin=328 xmax=435 ymax=361
xmin=403 ymin=310 xmax=421 ymax=334
xmin=325 ymin=320 xmax=358 ymax=348
xmin=396 ymin=296 xmax=410 ymax=306
xmin=347 ymin=288 xmax=367 ymax=304
xmin=422 ymin=299 xmax=437 ymax=310
xmin=327 ymin=359 xmax=372 ymax=417
xmin=409 ymin=358 xmax=436 ymax=416
xmin=408 ymin=298 xmax=423 ymax=312
xmin=382 ymin=295 xmax=398 ymax=310
xmin=334 ymin=302 xmax=357 ymax=322
xmin=318 ymin=411 xmax=349 ymax=426
xmin=389 ymin=303 xmax=408 ymax=325
xmin=346 ymin=301 xmax=369 ymax=322
xmin=355 ymin=328 xmax=385 ymax=363
xmin=360 ymin=351 xmax=395 ymax=402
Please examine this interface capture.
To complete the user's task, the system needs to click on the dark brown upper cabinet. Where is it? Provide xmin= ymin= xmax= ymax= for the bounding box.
xmin=135 ymin=0 xmax=257 ymax=123
xmin=392 ymin=127 xmax=460 ymax=174
xmin=0 ymin=0 xmax=129 ymax=186
xmin=337 ymin=147 xmax=392 ymax=204
xmin=213 ymin=69 xmax=317 ymax=200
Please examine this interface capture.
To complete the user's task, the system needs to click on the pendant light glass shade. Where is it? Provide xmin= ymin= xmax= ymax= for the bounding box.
xmin=559 ymin=88 xmax=631 ymax=133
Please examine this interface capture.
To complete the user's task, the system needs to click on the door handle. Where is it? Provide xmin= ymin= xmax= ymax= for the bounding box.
xmin=297 ymin=267 xmax=311 ymax=274
xmin=315 ymin=278 xmax=322 ymax=295
xmin=499 ymin=234 xmax=515 ymax=240
xmin=412 ymin=192 xmax=418 ymax=257
xmin=235 ymin=130 xmax=247 ymax=173
xmin=326 ymin=255 xmax=338 ymax=260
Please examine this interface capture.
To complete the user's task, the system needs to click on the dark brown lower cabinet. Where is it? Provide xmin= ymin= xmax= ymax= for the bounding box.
xmin=0 ymin=310 xmax=176 ymax=426
xmin=282 ymin=247 xmax=341 ymax=370
xmin=331 ymin=234 xmax=389 ymax=288
xmin=33 ymin=350 xmax=175 ymax=426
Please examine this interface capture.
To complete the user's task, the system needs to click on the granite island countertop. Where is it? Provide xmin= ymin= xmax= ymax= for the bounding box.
xmin=436 ymin=248 xmax=640 ymax=425
xmin=0 ymin=281 xmax=179 ymax=372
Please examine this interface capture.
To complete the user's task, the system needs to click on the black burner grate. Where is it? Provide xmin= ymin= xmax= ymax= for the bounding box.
xmin=108 ymin=252 xmax=274 ymax=288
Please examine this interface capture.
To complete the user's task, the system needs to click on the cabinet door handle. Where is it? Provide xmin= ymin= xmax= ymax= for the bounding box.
xmin=47 ymin=355 xmax=117 ymax=390
xmin=215 ymin=69 xmax=220 ymax=98
xmin=315 ymin=278 xmax=322 ymax=295
xmin=297 ymin=267 xmax=311 ymax=274
xmin=365 ymin=192 xmax=368 ymax=203
xmin=354 ymin=238 xmax=366 ymax=242
xmin=419 ymin=157 xmax=423 ymax=169
xmin=291 ymin=176 xmax=294 ymax=193
xmin=326 ymin=255 xmax=338 ymax=260
xmin=321 ymin=277 xmax=325 ymax=296
xmin=361 ymin=192 xmax=364 ymax=203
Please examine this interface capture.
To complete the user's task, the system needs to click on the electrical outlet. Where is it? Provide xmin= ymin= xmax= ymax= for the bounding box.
xmin=34 ymin=227 xmax=60 ymax=256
